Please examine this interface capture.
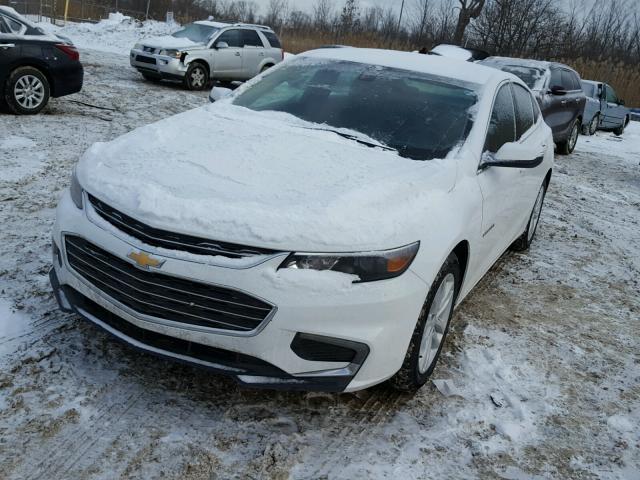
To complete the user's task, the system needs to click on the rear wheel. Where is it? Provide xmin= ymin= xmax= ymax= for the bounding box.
xmin=584 ymin=114 xmax=599 ymax=135
xmin=390 ymin=254 xmax=460 ymax=392
xmin=511 ymin=181 xmax=547 ymax=252
xmin=613 ymin=116 xmax=629 ymax=136
xmin=5 ymin=66 xmax=50 ymax=115
xmin=183 ymin=63 xmax=209 ymax=90
xmin=557 ymin=119 xmax=580 ymax=155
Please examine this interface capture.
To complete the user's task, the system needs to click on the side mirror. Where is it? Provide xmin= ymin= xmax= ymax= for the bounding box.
xmin=479 ymin=142 xmax=544 ymax=170
xmin=209 ymin=86 xmax=232 ymax=103
xmin=550 ymin=86 xmax=567 ymax=96
xmin=215 ymin=41 xmax=229 ymax=49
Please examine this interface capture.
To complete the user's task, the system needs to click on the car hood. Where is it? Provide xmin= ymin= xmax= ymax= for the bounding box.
xmin=77 ymin=104 xmax=457 ymax=252
xmin=139 ymin=35 xmax=204 ymax=50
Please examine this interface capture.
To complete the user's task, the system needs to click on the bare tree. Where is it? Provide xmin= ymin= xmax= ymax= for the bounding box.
xmin=453 ymin=0 xmax=485 ymax=45
xmin=313 ymin=0 xmax=334 ymax=32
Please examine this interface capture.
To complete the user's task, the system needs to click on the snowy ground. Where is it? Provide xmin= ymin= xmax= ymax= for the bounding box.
xmin=1 ymin=42 xmax=640 ymax=478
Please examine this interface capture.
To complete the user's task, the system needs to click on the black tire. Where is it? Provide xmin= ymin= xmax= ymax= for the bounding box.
xmin=261 ymin=64 xmax=274 ymax=73
xmin=4 ymin=66 xmax=50 ymax=115
xmin=183 ymin=62 xmax=209 ymax=91
xmin=613 ymin=116 xmax=629 ymax=136
xmin=510 ymin=181 xmax=547 ymax=252
xmin=557 ymin=118 xmax=580 ymax=155
xmin=390 ymin=253 xmax=461 ymax=392
xmin=583 ymin=114 xmax=599 ymax=136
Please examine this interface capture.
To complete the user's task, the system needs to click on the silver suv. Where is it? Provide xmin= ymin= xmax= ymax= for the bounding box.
xmin=130 ymin=21 xmax=283 ymax=90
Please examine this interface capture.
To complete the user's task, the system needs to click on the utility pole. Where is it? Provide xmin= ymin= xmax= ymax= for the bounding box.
xmin=396 ymin=0 xmax=405 ymax=34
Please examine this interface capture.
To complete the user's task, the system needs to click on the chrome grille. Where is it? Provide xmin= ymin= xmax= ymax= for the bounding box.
xmin=64 ymin=235 xmax=274 ymax=333
xmin=88 ymin=194 xmax=280 ymax=259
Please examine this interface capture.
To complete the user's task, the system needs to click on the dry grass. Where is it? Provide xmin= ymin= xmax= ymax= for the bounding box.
xmin=280 ymin=31 xmax=640 ymax=107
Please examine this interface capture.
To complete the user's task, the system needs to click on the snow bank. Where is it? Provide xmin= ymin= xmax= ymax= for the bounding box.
xmin=36 ymin=14 xmax=179 ymax=55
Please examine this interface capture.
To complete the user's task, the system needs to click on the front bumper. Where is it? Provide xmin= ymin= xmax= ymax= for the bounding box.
xmin=129 ymin=49 xmax=187 ymax=80
xmin=51 ymin=190 xmax=428 ymax=392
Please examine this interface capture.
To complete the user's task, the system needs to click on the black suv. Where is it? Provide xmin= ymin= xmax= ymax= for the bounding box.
xmin=481 ymin=57 xmax=586 ymax=155
xmin=0 ymin=6 xmax=83 ymax=114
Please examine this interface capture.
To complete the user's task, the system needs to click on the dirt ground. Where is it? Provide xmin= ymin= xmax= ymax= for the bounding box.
xmin=1 ymin=49 xmax=639 ymax=479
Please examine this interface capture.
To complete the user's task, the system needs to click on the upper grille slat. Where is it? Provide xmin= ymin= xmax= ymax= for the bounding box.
xmin=88 ymin=194 xmax=280 ymax=259
xmin=64 ymin=236 xmax=274 ymax=333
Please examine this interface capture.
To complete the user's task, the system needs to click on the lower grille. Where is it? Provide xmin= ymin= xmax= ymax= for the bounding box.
xmin=64 ymin=235 xmax=274 ymax=333
xmin=136 ymin=55 xmax=156 ymax=64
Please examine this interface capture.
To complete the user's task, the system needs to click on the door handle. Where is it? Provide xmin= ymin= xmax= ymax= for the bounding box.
xmin=0 ymin=43 xmax=15 ymax=49
xmin=235 ymin=52 xmax=241 ymax=56
xmin=259 ymin=52 xmax=264 ymax=56
xmin=561 ymin=100 xmax=567 ymax=105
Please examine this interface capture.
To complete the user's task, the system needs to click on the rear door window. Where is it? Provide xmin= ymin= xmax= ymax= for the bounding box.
xmin=512 ymin=83 xmax=535 ymax=139
xmin=242 ymin=29 xmax=264 ymax=47
xmin=263 ymin=31 xmax=282 ymax=49
xmin=485 ymin=84 xmax=516 ymax=154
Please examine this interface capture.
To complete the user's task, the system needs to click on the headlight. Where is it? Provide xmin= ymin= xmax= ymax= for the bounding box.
xmin=279 ymin=242 xmax=420 ymax=283
xmin=159 ymin=49 xmax=181 ymax=58
xmin=70 ymin=168 xmax=83 ymax=209
xmin=133 ymin=43 xmax=143 ymax=50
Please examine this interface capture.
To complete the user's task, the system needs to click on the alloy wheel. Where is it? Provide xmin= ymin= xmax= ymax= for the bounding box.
xmin=14 ymin=75 xmax=45 ymax=110
xmin=589 ymin=115 xmax=598 ymax=135
xmin=418 ymin=273 xmax=455 ymax=374
xmin=190 ymin=68 xmax=205 ymax=88
xmin=569 ymin=123 xmax=579 ymax=151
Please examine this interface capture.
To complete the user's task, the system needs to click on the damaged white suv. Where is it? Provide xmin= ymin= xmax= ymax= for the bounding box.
xmin=130 ymin=20 xmax=283 ymax=90
xmin=52 ymin=48 xmax=553 ymax=393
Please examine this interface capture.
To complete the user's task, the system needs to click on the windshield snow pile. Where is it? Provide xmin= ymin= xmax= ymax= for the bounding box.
xmin=76 ymin=103 xmax=455 ymax=251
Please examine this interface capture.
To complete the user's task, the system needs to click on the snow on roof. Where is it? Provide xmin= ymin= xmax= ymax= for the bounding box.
xmin=482 ymin=56 xmax=553 ymax=70
xmin=302 ymin=48 xmax=508 ymax=86
xmin=430 ymin=44 xmax=473 ymax=61
xmin=194 ymin=20 xmax=230 ymax=29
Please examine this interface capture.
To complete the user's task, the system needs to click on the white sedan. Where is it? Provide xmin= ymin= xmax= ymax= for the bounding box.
xmin=50 ymin=47 xmax=553 ymax=393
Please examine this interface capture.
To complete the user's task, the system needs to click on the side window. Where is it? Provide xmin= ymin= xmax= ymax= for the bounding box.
xmin=263 ymin=31 xmax=282 ymax=49
xmin=561 ymin=70 xmax=577 ymax=91
xmin=512 ymin=83 xmax=535 ymax=139
xmin=0 ymin=16 xmax=8 ymax=34
xmin=549 ymin=69 xmax=563 ymax=90
xmin=605 ymin=85 xmax=618 ymax=103
xmin=484 ymin=85 xmax=516 ymax=154
xmin=216 ymin=29 xmax=243 ymax=48
xmin=242 ymin=29 xmax=264 ymax=47
xmin=531 ymin=95 xmax=540 ymax=122
xmin=1 ymin=15 xmax=24 ymax=34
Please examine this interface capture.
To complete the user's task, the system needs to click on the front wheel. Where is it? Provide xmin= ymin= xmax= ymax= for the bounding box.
xmin=183 ymin=63 xmax=209 ymax=91
xmin=557 ymin=119 xmax=580 ymax=155
xmin=613 ymin=116 xmax=629 ymax=136
xmin=511 ymin=181 xmax=547 ymax=252
xmin=5 ymin=66 xmax=50 ymax=115
xmin=390 ymin=254 xmax=460 ymax=392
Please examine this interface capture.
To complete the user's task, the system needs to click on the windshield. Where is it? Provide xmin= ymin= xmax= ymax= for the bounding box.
xmin=172 ymin=23 xmax=219 ymax=43
xmin=496 ymin=65 xmax=546 ymax=90
xmin=232 ymin=57 xmax=479 ymax=160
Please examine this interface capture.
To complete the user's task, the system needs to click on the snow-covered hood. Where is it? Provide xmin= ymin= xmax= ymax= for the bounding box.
xmin=77 ymin=104 xmax=456 ymax=252
xmin=139 ymin=35 xmax=203 ymax=50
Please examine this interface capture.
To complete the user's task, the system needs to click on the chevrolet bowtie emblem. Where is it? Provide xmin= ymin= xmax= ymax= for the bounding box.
xmin=127 ymin=251 xmax=165 ymax=270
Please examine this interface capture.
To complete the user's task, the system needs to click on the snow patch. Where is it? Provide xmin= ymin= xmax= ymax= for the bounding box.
xmin=0 ymin=135 xmax=45 ymax=183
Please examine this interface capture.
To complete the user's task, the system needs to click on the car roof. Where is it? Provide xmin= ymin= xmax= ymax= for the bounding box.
xmin=301 ymin=47 xmax=509 ymax=86
xmin=482 ymin=55 xmax=579 ymax=74
xmin=582 ymin=79 xmax=602 ymax=86
xmin=194 ymin=20 xmax=232 ymax=29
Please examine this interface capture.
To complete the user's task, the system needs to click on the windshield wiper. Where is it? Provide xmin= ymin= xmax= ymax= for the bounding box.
xmin=299 ymin=126 xmax=397 ymax=152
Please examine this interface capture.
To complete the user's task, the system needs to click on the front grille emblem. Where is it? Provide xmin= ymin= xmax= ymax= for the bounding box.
xmin=127 ymin=250 xmax=165 ymax=270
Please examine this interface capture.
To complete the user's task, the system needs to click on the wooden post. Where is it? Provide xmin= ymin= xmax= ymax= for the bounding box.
xmin=64 ymin=0 xmax=69 ymax=24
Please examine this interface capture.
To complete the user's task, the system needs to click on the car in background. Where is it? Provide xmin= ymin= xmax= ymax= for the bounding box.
xmin=481 ymin=57 xmax=586 ymax=154
xmin=130 ymin=21 xmax=283 ymax=90
xmin=630 ymin=108 xmax=640 ymax=122
xmin=427 ymin=44 xmax=490 ymax=62
xmin=0 ymin=6 xmax=83 ymax=114
xmin=51 ymin=48 xmax=553 ymax=393
xmin=581 ymin=79 xmax=630 ymax=136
